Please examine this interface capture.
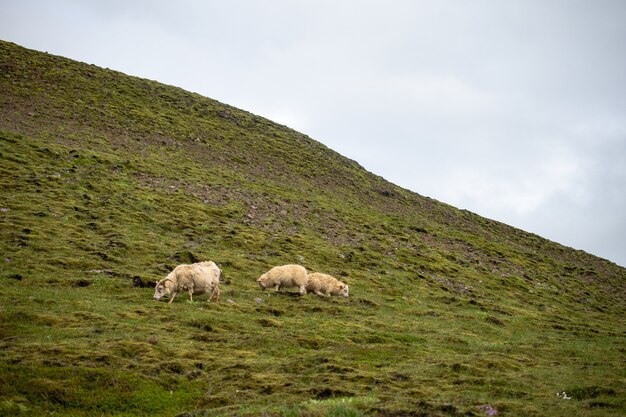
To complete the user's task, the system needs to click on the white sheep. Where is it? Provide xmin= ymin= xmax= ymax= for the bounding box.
xmin=153 ymin=261 xmax=221 ymax=304
xmin=257 ymin=264 xmax=308 ymax=295
xmin=306 ymin=272 xmax=349 ymax=297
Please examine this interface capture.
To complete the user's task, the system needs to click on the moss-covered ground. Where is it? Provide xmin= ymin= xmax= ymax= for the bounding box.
xmin=1 ymin=40 xmax=624 ymax=416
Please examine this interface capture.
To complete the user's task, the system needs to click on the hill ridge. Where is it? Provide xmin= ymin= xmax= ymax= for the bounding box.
xmin=1 ymin=40 xmax=624 ymax=416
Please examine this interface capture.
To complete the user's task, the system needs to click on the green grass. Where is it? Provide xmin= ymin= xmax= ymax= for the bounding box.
xmin=1 ymin=40 xmax=625 ymax=416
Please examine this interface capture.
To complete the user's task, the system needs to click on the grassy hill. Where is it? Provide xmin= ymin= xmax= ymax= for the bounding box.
xmin=1 ymin=40 xmax=624 ymax=417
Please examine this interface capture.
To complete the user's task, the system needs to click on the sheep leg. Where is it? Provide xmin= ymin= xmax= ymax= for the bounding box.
xmin=212 ymin=287 xmax=221 ymax=303
xmin=207 ymin=286 xmax=220 ymax=303
xmin=168 ymin=291 xmax=177 ymax=304
xmin=299 ymin=285 xmax=307 ymax=295
xmin=188 ymin=288 xmax=194 ymax=303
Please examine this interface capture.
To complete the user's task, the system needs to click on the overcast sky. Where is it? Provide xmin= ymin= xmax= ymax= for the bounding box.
xmin=2 ymin=1 xmax=625 ymax=267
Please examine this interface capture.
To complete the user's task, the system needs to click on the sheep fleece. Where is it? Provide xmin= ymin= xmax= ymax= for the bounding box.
xmin=153 ymin=261 xmax=221 ymax=303
xmin=257 ymin=264 xmax=308 ymax=294
xmin=306 ymin=272 xmax=349 ymax=297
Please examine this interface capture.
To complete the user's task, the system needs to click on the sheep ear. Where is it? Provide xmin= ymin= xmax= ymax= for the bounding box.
xmin=155 ymin=280 xmax=159 ymax=285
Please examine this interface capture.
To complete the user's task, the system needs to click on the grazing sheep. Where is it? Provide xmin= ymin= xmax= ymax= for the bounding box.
xmin=153 ymin=261 xmax=221 ymax=304
xmin=257 ymin=264 xmax=308 ymax=295
xmin=306 ymin=272 xmax=349 ymax=297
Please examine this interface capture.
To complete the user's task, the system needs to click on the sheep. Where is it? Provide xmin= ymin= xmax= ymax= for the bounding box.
xmin=306 ymin=272 xmax=349 ymax=297
xmin=257 ymin=264 xmax=308 ymax=295
xmin=153 ymin=261 xmax=221 ymax=304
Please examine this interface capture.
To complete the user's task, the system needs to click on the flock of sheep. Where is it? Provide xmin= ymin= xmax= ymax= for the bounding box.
xmin=152 ymin=261 xmax=349 ymax=304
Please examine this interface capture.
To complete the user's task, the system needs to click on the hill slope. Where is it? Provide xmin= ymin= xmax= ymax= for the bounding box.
xmin=1 ymin=40 xmax=624 ymax=417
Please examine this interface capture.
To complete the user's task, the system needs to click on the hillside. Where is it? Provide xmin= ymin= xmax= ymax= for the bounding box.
xmin=1 ymin=40 xmax=624 ymax=417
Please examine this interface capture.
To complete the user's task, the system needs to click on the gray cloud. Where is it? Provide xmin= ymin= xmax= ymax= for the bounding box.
xmin=1 ymin=0 xmax=625 ymax=266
